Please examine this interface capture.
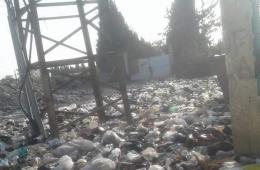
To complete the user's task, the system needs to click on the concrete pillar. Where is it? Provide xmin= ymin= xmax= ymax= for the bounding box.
xmin=221 ymin=0 xmax=260 ymax=155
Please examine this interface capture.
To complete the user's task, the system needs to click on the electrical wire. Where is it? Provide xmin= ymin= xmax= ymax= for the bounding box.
xmin=18 ymin=66 xmax=31 ymax=118
xmin=4 ymin=0 xmax=32 ymax=118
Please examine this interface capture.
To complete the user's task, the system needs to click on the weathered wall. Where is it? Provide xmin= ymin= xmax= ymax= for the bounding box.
xmin=221 ymin=0 xmax=260 ymax=155
xmin=131 ymin=55 xmax=171 ymax=81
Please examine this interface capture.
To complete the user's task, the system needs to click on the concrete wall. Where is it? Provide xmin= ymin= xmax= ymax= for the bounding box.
xmin=221 ymin=0 xmax=260 ymax=155
xmin=131 ymin=55 xmax=170 ymax=81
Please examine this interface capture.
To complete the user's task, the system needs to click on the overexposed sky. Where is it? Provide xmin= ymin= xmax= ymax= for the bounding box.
xmin=0 ymin=1 xmax=16 ymax=78
xmin=115 ymin=0 xmax=173 ymax=42
xmin=0 ymin=0 xmax=220 ymax=78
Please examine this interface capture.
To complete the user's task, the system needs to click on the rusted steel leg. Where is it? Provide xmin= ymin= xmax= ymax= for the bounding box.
xmin=29 ymin=0 xmax=59 ymax=137
xmin=7 ymin=0 xmax=46 ymax=138
xmin=76 ymin=0 xmax=105 ymax=122
xmin=115 ymin=55 xmax=133 ymax=125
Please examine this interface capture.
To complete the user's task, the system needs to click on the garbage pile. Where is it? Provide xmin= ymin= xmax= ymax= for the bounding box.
xmin=0 ymin=76 xmax=255 ymax=170
xmin=0 ymin=76 xmax=20 ymax=114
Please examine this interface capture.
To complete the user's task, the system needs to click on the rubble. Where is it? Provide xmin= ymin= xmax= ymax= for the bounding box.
xmin=80 ymin=158 xmax=116 ymax=170
xmin=108 ymin=148 xmax=121 ymax=161
xmin=126 ymin=150 xmax=142 ymax=162
xmin=0 ymin=76 xmax=20 ymax=114
xmin=52 ymin=138 xmax=96 ymax=158
xmin=74 ymin=159 xmax=87 ymax=170
xmin=0 ymin=76 xmax=254 ymax=169
xmin=53 ymin=155 xmax=74 ymax=170
xmin=141 ymin=147 xmax=158 ymax=161
xmin=101 ymin=131 xmax=124 ymax=146
xmin=148 ymin=165 xmax=164 ymax=170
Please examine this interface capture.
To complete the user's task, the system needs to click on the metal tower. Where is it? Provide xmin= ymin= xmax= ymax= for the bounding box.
xmin=5 ymin=0 xmax=133 ymax=138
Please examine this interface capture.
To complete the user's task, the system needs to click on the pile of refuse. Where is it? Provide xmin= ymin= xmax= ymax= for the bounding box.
xmin=0 ymin=76 xmax=20 ymax=114
xmin=0 ymin=76 xmax=256 ymax=170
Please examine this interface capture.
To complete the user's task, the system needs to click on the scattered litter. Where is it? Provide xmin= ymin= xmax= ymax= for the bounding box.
xmin=0 ymin=77 xmax=245 ymax=169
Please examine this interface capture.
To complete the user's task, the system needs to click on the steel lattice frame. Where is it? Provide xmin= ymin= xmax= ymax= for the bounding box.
xmin=5 ymin=0 xmax=133 ymax=138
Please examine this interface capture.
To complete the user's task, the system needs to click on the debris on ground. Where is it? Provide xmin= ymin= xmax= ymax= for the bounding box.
xmin=0 ymin=76 xmax=20 ymax=114
xmin=0 ymin=76 xmax=256 ymax=169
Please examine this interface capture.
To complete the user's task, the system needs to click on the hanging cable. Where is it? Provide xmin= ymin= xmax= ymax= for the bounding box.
xmin=18 ymin=28 xmax=33 ymax=118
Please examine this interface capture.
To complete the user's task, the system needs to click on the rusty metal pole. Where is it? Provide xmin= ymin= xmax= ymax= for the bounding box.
xmin=115 ymin=54 xmax=133 ymax=125
xmin=76 ymin=0 xmax=105 ymax=121
xmin=6 ymin=0 xmax=46 ymax=138
xmin=29 ymin=0 xmax=59 ymax=138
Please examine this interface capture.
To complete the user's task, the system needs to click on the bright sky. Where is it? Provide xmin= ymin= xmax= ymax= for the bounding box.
xmin=0 ymin=0 xmax=220 ymax=78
